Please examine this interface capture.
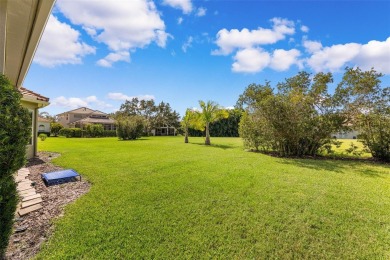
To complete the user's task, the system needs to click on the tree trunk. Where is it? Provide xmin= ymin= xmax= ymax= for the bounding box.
xmin=205 ymin=122 xmax=211 ymax=145
xmin=185 ymin=127 xmax=189 ymax=143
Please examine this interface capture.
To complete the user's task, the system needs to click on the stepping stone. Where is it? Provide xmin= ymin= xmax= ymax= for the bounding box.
xmin=17 ymin=185 xmax=33 ymax=192
xmin=22 ymin=194 xmax=41 ymax=202
xmin=15 ymin=177 xmax=26 ymax=182
xmin=20 ymin=191 xmax=36 ymax=198
xmin=18 ymin=182 xmax=32 ymax=188
xmin=19 ymin=188 xmax=36 ymax=196
xmin=21 ymin=198 xmax=42 ymax=208
xmin=19 ymin=180 xmax=32 ymax=185
xmin=18 ymin=204 xmax=42 ymax=216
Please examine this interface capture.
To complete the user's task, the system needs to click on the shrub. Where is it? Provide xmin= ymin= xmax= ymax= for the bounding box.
xmin=39 ymin=133 xmax=47 ymax=141
xmin=50 ymin=122 xmax=63 ymax=137
xmin=103 ymin=130 xmax=117 ymax=137
xmin=116 ymin=115 xmax=145 ymax=140
xmin=59 ymin=128 xmax=82 ymax=138
xmin=85 ymin=124 xmax=104 ymax=138
xmin=0 ymin=74 xmax=31 ymax=257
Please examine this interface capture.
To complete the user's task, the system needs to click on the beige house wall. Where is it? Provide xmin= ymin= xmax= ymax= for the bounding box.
xmin=20 ymin=100 xmax=38 ymax=159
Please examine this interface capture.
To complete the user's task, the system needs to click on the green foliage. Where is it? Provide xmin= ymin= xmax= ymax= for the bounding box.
xmin=209 ymin=109 xmax=242 ymax=137
xmin=345 ymin=142 xmax=364 ymax=157
xmin=197 ymin=100 xmax=229 ymax=145
xmin=103 ymin=130 xmax=117 ymax=137
xmin=238 ymin=72 xmax=347 ymax=157
xmin=59 ymin=128 xmax=82 ymax=138
xmin=115 ymin=98 xmax=180 ymax=135
xmin=50 ymin=122 xmax=63 ymax=137
xmin=39 ymin=133 xmax=48 ymax=141
xmin=85 ymin=124 xmax=104 ymax=138
xmin=116 ymin=115 xmax=145 ymax=140
xmin=181 ymin=109 xmax=202 ymax=143
xmin=239 ymin=111 xmax=271 ymax=151
xmin=337 ymin=68 xmax=390 ymax=162
xmin=0 ymin=74 xmax=31 ymax=257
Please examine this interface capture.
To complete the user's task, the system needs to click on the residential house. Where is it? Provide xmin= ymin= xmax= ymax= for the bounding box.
xmin=332 ymin=130 xmax=360 ymax=139
xmin=151 ymin=125 xmax=177 ymax=136
xmin=1 ymin=0 xmax=55 ymax=159
xmin=38 ymin=116 xmax=51 ymax=135
xmin=57 ymin=107 xmax=116 ymax=130
xmin=19 ymin=88 xmax=50 ymax=158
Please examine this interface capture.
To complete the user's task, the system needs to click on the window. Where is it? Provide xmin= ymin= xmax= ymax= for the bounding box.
xmin=74 ymin=114 xmax=83 ymax=119
xmin=39 ymin=125 xmax=45 ymax=132
xmin=28 ymin=110 xmax=34 ymax=145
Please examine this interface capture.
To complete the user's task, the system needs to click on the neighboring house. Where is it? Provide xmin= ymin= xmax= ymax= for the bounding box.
xmin=57 ymin=107 xmax=116 ymax=130
xmin=19 ymin=87 xmax=50 ymax=158
xmin=37 ymin=116 xmax=51 ymax=135
xmin=332 ymin=130 xmax=360 ymax=139
xmin=151 ymin=125 xmax=177 ymax=136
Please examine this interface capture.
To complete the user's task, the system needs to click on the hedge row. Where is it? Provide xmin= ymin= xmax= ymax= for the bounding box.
xmin=59 ymin=128 xmax=116 ymax=138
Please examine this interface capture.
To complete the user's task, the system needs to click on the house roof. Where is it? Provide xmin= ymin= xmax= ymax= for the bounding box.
xmin=19 ymin=87 xmax=49 ymax=102
xmin=38 ymin=116 xmax=51 ymax=123
xmin=71 ymin=117 xmax=116 ymax=124
xmin=57 ymin=107 xmax=96 ymax=116
xmin=1 ymin=0 xmax=55 ymax=87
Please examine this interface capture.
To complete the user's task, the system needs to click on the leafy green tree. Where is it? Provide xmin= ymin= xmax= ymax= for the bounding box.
xmin=337 ymin=67 xmax=390 ymax=162
xmin=181 ymin=109 xmax=202 ymax=143
xmin=238 ymin=72 xmax=346 ymax=157
xmin=197 ymin=100 xmax=229 ymax=145
xmin=0 ymin=75 xmax=31 ymax=257
xmin=209 ymin=109 xmax=242 ymax=137
xmin=116 ymin=115 xmax=145 ymax=140
xmin=50 ymin=122 xmax=63 ymax=137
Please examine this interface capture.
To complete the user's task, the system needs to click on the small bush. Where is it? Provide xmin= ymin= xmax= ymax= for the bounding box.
xmin=103 ymin=130 xmax=117 ymax=137
xmin=0 ymin=74 xmax=31 ymax=257
xmin=116 ymin=115 xmax=145 ymax=140
xmin=50 ymin=122 xmax=63 ymax=137
xmin=85 ymin=124 xmax=104 ymax=138
xmin=39 ymin=133 xmax=47 ymax=141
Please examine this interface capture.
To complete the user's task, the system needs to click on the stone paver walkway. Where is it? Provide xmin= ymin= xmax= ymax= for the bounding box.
xmin=15 ymin=167 xmax=42 ymax=216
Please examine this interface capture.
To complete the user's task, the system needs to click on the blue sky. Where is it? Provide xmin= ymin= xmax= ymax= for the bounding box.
xmin=24 ymin=0 xmax=390 ymax=116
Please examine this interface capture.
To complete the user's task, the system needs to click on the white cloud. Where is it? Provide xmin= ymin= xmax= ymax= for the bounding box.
xmin=232 ymin=48 xmax=271 ymax=73
xmin=34 ymin=15 xmax=95 ymax=67
xmin=300 ymin=25 xmax=309 ymax=33
xmin=354 ymin=37 xmax=390 ymax=74
xmin=52 ymin=95 xmax=112 ymax=109
xmin=270 ymin=49 xmax=301 ymax=71
xmin=182 ymin=36 xmax=193 ymax=53
xmin=57 ymin=0 xmax=170 ymax=67
xmin=307 ymin=43 xmax=361 ymax=72
xmin=177 ymin=17 xmax=183 ymax=25
xmin=163 ymin=0 xmax=192 ymax=14
xmin=196 ymin=7 xmax=207 ymax=17
xmin=213 ymin=17 xmax=295 ymax=55
xmin=107 ymin=92 xmax=155 ymax=101
xmin=303 ymin=40 xmax=323 ymax=53
xmin=97 ymin=51 xmax=130 ymax=67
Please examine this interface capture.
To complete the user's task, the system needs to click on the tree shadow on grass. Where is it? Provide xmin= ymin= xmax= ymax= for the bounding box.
xmin=117 ymin=137 xmax=150 ymax=141
xmin=191 ymin=142 xmax=237 ymax=150
xmin=278 ymin=157 xmax=389 ymax=178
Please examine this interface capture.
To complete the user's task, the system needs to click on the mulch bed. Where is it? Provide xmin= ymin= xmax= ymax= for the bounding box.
xmin=5 ymin=152 xmax=90 ymax=260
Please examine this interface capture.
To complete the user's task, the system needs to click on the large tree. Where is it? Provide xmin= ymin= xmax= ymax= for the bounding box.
xmin=336 ymin=67 xmax=390 ymax=162
xmin=238 ymin=72 xmax=346 ymax=156
xmin=197 ymin=100 xmax=229 ymax=145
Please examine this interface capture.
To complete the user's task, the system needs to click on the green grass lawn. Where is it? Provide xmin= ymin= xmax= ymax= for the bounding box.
xmin=36 ymin=137 xmax=390 ymax=259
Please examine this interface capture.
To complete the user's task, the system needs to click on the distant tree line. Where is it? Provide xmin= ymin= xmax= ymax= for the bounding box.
xmin=113 ymin=98 xmax=180 ymax=140
xmin=237 ymin=68 xmax=389 ymax=162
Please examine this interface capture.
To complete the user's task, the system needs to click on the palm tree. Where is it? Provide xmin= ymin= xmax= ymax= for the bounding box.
xmin=181 ymin=109 xmax=200 ymax=143
xmin=198 ymin=100 xmax=229 ymax=145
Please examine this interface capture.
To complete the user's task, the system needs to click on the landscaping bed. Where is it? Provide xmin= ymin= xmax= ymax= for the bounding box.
xmin=5 ymin=152 xmax=90 ymax=260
